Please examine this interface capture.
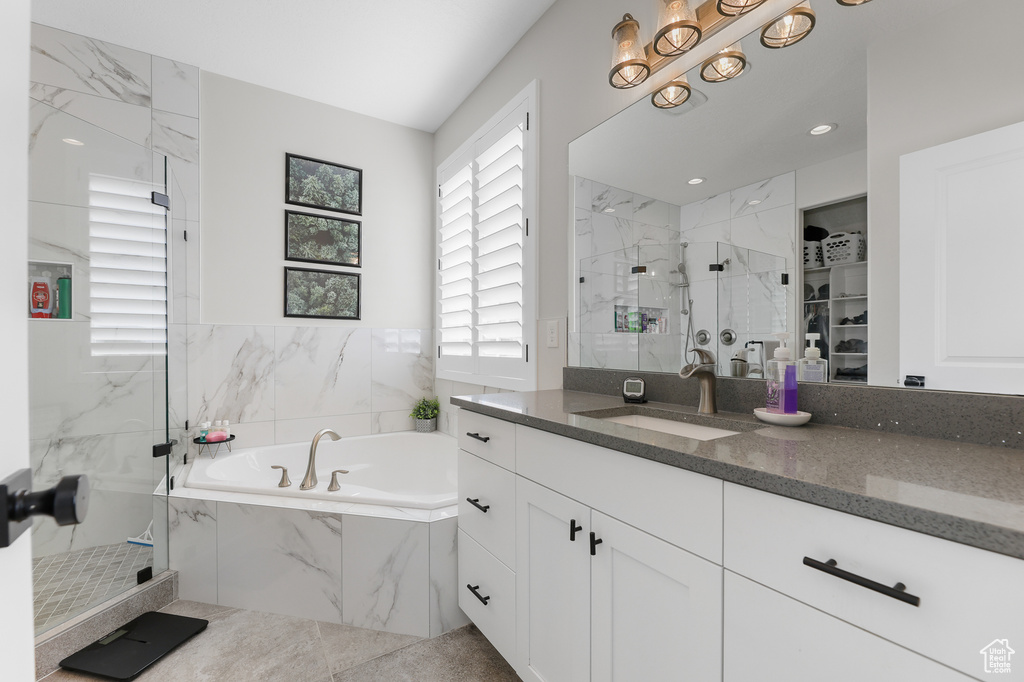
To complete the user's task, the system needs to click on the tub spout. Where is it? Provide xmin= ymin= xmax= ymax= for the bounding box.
xmin=300 ymin=429 xmax=341 ymax=490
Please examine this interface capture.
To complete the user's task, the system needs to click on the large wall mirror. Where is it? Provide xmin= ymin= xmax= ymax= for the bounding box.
xmin=568 ymin=0 xmax=1024 ymax=396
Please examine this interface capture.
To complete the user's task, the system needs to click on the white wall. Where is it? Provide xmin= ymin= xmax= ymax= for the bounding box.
xmin=201 ymin=73 xmax=435 ymax=328
xmin=866 ymin=5 xmax=1024 ymax=386
xmin=0 ymin=1 xmax=37 ymax=678
xmin=433 ymin=0 xmax=802 ymax=390
xmin=795 ymin=150 xmax=867 ymax=212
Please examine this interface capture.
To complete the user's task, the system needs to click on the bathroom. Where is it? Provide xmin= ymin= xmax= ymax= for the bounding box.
xmin=3 ymin=0 xmax=1024 ymax=680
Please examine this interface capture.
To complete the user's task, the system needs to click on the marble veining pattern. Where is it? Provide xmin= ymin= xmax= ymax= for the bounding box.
xmin=31 ymin=23 xmax=152 ymax=106
xmin=275 ymin=327 xmax=372 ymax=420
xmin=370 ymin=328 xmax=434 ymax=414
xmin=187 ymin=325 xmax=276 ymax=425
xmin=168 ymin=497 xmax=218 ymax=604
xmin=152 ymin=57 xmax=200 ymax=117
xmin=29 ymin=83 xmax=153 ymax=148
xmin=428 ymin=516 xmax=469 ymax=637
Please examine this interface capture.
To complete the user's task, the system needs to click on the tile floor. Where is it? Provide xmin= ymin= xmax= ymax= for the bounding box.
xmin=40 ymin=600 xmax=519 ymax=681
xmin=34 ymin=543 xmax=153 ymax=634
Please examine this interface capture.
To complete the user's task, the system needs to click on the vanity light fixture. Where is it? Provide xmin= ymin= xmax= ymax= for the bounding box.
xmin=716 ymin=0 xmax=767 ymax=16
xmin=653 ymin=0 xmax=702 ymax=57
xmin=609 ymin=14 xmax=651 ymax=89
xmin=688 ymin=177 xmax=706 ymax=185
xmin=651 ymin=77 xmax=693 ymax=109
xmin=62 ymin=138 xmax=85 ymax=146
xmin=809 ymin=123 xmax=836 ymax=135
xmin=760 ymin=2 xmax=816 ymax=49
xmin=700 ymin=43 xmax=747 ymax=83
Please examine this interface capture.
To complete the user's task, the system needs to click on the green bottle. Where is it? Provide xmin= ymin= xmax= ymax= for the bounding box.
xmin=56 ymin=276 xmax=72 ymax=319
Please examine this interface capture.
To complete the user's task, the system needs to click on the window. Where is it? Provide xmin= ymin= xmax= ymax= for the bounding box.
xmin=436 ymin=82 xmax=537 ymax=390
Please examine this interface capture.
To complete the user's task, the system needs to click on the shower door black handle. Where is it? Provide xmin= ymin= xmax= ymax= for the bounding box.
xmin=1 ymin=469 xmax=90 ymax=548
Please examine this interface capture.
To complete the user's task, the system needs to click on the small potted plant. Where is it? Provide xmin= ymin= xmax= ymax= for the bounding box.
xmin=410 ymin=396 xmax=440 ymax=433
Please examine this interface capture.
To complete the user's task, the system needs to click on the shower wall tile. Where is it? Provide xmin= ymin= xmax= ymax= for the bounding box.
xmin=730 ymin=172 xmax=795 ymax=218
xmin=342 ymin=515 xmax=430 ymax=637
xmin=31 ymin=431 xmax=155 ymax=501
xmin=679 ymin=192 xmax=730 ymax=231
xmin=632 ymin=194 xmax=671 ymax=229
xmin=592 ymin=182 xmax=632 ymax=216
xmin=31 ymin=489 xmax=152 ymax=558
xmin=29 ymin=83 xmax=152 ymax=148
xmin=429 ymin=517 xmax=469 ymax=637
xmin=217 ymin=503 xmax=344 ymax=624
xmin=639 ymin=334 xmax=681 ymax=373
xmin=168 ymin=497 xmax=218 ymax=603
xmin=152 ymin=57 xmax=200 ymax=118
xmin=591 ymin=213 xmax=633 ymax=256
xmin=372 ymin=410 xmax=415 ymax=434
xmin=275 ymin=327 xmax=372 ymax=419
xmin=567 ymin=332 xmax=582 ymax=367
xmin=370 ymin=329 xmax=434 ymax=414
xmin=29 ymin=321 xmax=158 ymax=440
xmin=574 ymin=176 xmax=593 ymax=210
xmin=151 ymin=110 xmax=199 ymax=164
xmin=213 ymin=420 xmax=275 ymax=454
xmin=729 ymin=204 xmax=796 ymax=266
xmin=680 ymin=218 xmax=732 ymax=252
xmin=187 ymin=324 xmax=276 ymax=426
xmin=275 ymin=414 xmax=371 ymax=445
xmin=30 ymin=23 xmax=152 ymax=107
xmin=575 ymin=207 xmax=592 ymax=265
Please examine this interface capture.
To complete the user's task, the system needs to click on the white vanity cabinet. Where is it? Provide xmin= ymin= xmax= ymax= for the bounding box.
xmin=724 ymin=482 xmax=1024 ymax=680
xmin=514 ymin=427 xmax=724 ymax=682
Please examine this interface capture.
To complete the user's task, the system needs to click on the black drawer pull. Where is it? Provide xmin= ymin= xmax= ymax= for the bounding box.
xmin=466 ymin=584 xmax=490 ymax=605
xmin=466 ymin=432 xmax=491 ymax=443
xmin=466 ymin=497 xmax=490 ymax=513
xmin=570 ymin=519 xmax=583 ymax=542
xmin=590 ymin=532 xmax=603 ymax=556
xmin=803 ymin=557 xmax=920 ymax=607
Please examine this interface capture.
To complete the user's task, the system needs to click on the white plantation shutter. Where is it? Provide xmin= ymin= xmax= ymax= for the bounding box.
xmin=436 ymin=84 xmax=536 ymax=390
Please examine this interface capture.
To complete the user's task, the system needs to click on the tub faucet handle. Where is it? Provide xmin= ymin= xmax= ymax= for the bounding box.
xmin=271 ymin=465 xmax=291 ymax=488
xmin=328 ymin=469 xmax=349 ymax=492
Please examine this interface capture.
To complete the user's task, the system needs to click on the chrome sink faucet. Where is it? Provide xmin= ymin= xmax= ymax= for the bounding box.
xmin=300 ymin=428 xmax=341 ymax=490
xmin=680 ymin=348 xmax=718 ymax=414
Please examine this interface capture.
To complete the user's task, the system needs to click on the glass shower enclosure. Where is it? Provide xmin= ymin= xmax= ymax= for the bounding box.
xmin=27 ymin=102 xmax=179 ymax=634
xmin=578 ymin=242 xmax=788 ymax=374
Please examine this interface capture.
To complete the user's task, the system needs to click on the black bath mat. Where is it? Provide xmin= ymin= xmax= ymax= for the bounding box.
xmin=59 ymin=611 xmax=207 ymax=680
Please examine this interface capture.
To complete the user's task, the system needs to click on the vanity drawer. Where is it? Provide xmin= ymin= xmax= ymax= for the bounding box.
xmin=724 ymin=482 xmax=1024 ymax=678
xmin=515 ymin=424 xmax=723 ymax=564
xmin=458 ymin=411 xmax=515 ymax=470
xmin=458 ymin=530 xmax=516 ymax=665
xmin=458 ymin=450 xmax=516 ymax=569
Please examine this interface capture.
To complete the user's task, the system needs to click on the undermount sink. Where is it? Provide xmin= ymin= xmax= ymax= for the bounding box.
xmin=574 ymin=406 xmax=752 ymax=442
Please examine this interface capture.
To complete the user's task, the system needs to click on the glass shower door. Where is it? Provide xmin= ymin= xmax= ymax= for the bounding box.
xmin=28 ymin=102 xmax=171 ymax=634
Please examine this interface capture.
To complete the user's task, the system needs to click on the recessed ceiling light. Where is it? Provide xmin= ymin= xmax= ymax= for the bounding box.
xmin=748 ymin=199 xmax=762 ymax=205
xmin=809 ymin=124 xmax=836 ymax=136
xmin=62 ymin=138 xmax=85 ymax=146
xmin=602 ymin=207 xmax=615 ymax=213
xmin=688 ymin=177 xmax=705 ymax=185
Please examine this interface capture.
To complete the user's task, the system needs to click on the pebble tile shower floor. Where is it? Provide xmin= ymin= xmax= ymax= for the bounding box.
xmin=33 ymin=543 xmax=153 ymax=634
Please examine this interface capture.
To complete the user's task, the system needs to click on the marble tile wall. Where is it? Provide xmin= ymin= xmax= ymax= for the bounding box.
xmin=572 ymin=176 xmax=683 ymax=373
xmin=168 ymin=494 xmax=467 ymax=638
xmin=186 ymin=325 xmax=434 ymax=455
xmin=28 ymin=23 xmax=200 ymax=558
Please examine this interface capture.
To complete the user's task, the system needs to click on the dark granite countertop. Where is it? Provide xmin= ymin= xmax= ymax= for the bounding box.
xmin=451 ymin=390 xmax=1024 ymax=560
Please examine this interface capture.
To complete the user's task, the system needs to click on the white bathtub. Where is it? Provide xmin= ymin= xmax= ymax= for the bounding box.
xmin=168 ymin=430 xmax=468 ymax=638
xmin=184 ymin=431 xmax=457 ymax=510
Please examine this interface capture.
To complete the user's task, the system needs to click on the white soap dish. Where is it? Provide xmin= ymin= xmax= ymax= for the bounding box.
xmin=753 ymin=408 xmax=812 ymax=426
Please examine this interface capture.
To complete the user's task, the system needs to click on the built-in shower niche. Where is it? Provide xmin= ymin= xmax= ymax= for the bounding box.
xmin=577 ymin=241 xmax=787 ymax=375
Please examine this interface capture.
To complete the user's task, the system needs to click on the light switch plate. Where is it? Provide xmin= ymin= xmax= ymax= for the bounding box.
xmin=546 ymin=320 xmax=558 ymax=348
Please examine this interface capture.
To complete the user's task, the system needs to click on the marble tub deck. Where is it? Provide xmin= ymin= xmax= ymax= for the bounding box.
xmin=40 ymin=600 xmax=518 ymax=682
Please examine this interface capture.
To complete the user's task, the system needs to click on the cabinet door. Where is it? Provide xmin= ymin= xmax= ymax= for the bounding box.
xmin=516 ymin=478 xmax=591 ymax=682
xmin=724 ymin=572 xmax=972 ymax=682
xmin=591 ymin=512 xmax=722 ymax=682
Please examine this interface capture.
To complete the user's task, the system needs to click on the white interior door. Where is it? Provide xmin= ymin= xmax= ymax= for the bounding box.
xmin=1 ymin=1 xmax=38 ymax=679
xmin=900 ymin=120 xmax=1024 ymax=394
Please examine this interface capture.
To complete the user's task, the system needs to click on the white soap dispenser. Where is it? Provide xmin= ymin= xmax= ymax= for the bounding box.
xmin=797 ymin=333 xmax=828 ymax=383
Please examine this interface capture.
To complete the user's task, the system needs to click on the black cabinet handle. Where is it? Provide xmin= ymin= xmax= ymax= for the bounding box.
xmin=466 ymin=584 xmax=490 ymax=605
xmin=466 ymin=497 xmax=490 ymax=513
xmin=570 ymin=519 xmax=583 ymax=542
xmin=466 ymin=432 xmax=491 ymax=443
xmin=590 ymin=532 xmax=603 ymax=556
xmin=803 ymin=557 xmax=920 ymax=607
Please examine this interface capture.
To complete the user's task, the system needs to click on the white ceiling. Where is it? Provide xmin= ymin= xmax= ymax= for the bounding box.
xmin=30 ymin=0 xmax=559 ymax=132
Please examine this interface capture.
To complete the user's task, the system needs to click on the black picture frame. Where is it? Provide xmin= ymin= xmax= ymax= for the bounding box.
xmin=284 ymin=267 xmax=361 ymax=320
xmin=285 ymin=153 xmax=362 ymax=216
xmin=284 ymin=210 xmax=361 ymax=268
